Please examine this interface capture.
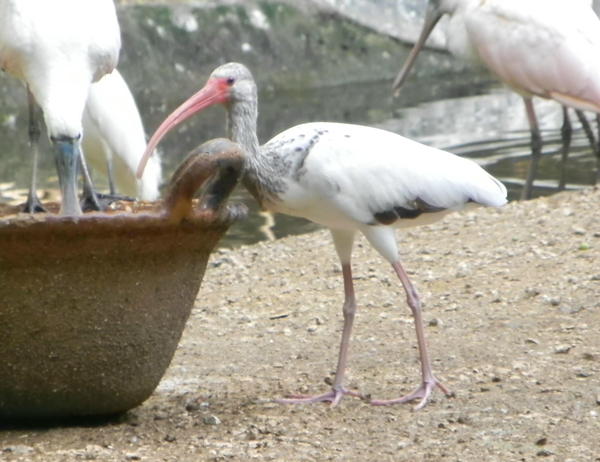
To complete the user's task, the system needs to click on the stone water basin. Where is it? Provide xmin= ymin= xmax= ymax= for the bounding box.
xmin=0 ymin=138 xmax=246 ymax=420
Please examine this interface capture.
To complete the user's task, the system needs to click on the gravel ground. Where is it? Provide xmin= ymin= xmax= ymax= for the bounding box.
xmin=1 ymin=188 xmax=600 ymax=461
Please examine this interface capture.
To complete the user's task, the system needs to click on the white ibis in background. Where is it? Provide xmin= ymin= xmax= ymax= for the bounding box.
xmin=0 ymin=0 xmax=121 ymax=215
xmin=393 ymin=0 xmax=600 ymax=199
xmin=83 ymin=69 xmax=162 ymax=201
xmin=137 ymin=62 xmax=507 ymax=409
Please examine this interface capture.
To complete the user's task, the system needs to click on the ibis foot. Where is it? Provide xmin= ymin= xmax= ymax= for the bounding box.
xmin=276 ymin=386 xmax=365 ymax=407
xmin=370 ymin=377 xmax=453 ymax=410
xmin=80 ymin=189 xmax=103 ymax=212
xmin=21 ymin=191 xmax=47 ymax=213
xmin=81 ymin=191 xmax=135 ymax=212
xmin=95 ymin=192 xmax=136 ymax=202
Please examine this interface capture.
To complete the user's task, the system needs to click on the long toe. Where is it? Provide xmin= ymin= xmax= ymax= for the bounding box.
xmin=82 ymin=192 xmax=136 ymax=212
xmin=370 ymin=377 xmax=452 ymax=410
xmin=21 ymin=191 xmax=47 ymax=213
xmin=95 ymin=192 xmax=136 ymax=203
xmin=21 ymin=199 xmax=47 ymax=214
xmin=80 ymin=195 xmax=103 ymax=212
xmin=276 ymin=387 xmax=364 ymax=407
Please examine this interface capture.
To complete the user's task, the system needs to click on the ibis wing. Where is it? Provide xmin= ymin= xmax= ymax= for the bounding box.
xmin=274 ymin=123 xmax=506 ymax=227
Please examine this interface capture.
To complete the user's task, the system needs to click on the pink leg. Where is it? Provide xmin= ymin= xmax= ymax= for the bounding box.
xmin=277 ymin=263 xmax=365 ymax=406
xmin=371 ymin=261 xmax=452 ymax=410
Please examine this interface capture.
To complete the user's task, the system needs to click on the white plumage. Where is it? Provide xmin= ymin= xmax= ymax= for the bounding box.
xmin=262 ymin=122 xmax=504 ymax=232
xmin=138 ymin=62 xmax=507 ymax=409
xmin=394 ymin=0 xmax=600 ymax=198
xmin=83 ymin=69 xmax=162 ymax=201
xmin=0 ymin=0 xmax=121 ymax=214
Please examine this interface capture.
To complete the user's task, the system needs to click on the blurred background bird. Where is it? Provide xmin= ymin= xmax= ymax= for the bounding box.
xmin=83 ymin=69 xmax=162 ymax=202
xmin=393 ymin=0 xmax=600 ymax=199
xmin=0 ymin=0 xmax=121 ymax=214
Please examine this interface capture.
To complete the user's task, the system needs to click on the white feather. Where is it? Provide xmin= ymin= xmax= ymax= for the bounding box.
xmin=266 ymin=122 xmax=506 ymax=230
xmin=83 ymin=70 xmax=162 ymax=201
xmin=0 ymin=0 xmax=121 ymax=139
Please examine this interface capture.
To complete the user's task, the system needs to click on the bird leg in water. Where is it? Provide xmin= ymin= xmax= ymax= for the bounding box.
xmin=574 ymin=110 xmax=600 ymax=187
xmin=522 ymin=97 xmax=542 ymax=200
xmin=94 ymin=157 xmax=135 ymax=203
xmin=83 ymin=155 xmax=135 ymax=206
xmin=575 ymin=110 xmax=598 ymax=158
xmin=558 ymin=106 xmax=572 ymax=191
xmin=371 ymin=261 xmax=452 ymax=410
xmin=557 ymin=109 xmax=596 ymax=191
xmin=276 ymin=263 xmax=365 ymax=406
xmin=22 ymin=89 xmax=47 ymax=213
xmin=81 ymin=151 xmax=134 ymax=210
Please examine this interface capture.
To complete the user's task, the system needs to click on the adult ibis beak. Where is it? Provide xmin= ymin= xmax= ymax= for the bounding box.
xmin=393 ymin=2 xmax=444 ymax=95
xmin=53 ymin=136 xmax=83 ymax=216
xmin=136 ymin=77 xmax=231 ymax=179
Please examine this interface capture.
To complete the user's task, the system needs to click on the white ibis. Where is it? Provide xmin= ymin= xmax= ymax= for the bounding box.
xmin=83 ymin=69 xmax=162 ymax=201
xmin=393 ymin=0 xmax=600 ymax=199
xmin=137 ymin=62 xmax=507 ymax=409
xmin=0 ymin=0 xmax=121 ymax=215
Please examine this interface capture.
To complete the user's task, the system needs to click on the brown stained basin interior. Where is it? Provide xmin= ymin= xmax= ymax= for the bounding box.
xmin=0 ymin=138 xmax=247 ymax=420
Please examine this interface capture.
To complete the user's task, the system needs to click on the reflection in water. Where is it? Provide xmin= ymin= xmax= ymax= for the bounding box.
xmin=383 ymin=87 xmax=598 ymax=197
xmin=0 ymin=67 xmax=597 ymax=247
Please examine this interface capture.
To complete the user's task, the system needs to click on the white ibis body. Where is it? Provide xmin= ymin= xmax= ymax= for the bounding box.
xmin=0 ymin=0 xmax=121 ymax=215
xmin=137 ymin=62 xmax=507 ymax=409
xmin=394 ymin=0 xmax=600 ymax=199
xmin=83 ymin=69 xmax=162 ymax=201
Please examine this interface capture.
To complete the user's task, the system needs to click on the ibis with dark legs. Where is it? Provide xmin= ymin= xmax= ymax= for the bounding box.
xmin=137 ymin=62 xmax=507 ymax=410
xmin=0 ymin=0 xmax=121 ymax=215
xmin=393 ymin=0 xmax=600 ymax=199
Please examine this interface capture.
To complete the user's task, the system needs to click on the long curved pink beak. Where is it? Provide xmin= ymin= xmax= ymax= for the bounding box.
xmin=136 ymin=77 xmax=230 ymax=179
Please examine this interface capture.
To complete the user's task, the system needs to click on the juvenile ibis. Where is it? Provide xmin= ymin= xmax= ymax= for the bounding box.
xmin=0 ymin=0 xmax=121 ymax=215
xmin=393 ymin=0 xmax=600 ymax=199
xmin=83 ymin=69 xmax=162 ymax=201
xmin=137 ymin=62 xmax=507 ymax=410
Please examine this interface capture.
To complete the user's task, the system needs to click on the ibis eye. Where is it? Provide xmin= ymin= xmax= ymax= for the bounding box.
xmin=226 ymin=77 xmax=235 ymax=86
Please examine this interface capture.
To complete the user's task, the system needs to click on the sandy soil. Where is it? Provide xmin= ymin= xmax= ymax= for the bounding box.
xmin=1 ymin=188 xmax=600 ymax=461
